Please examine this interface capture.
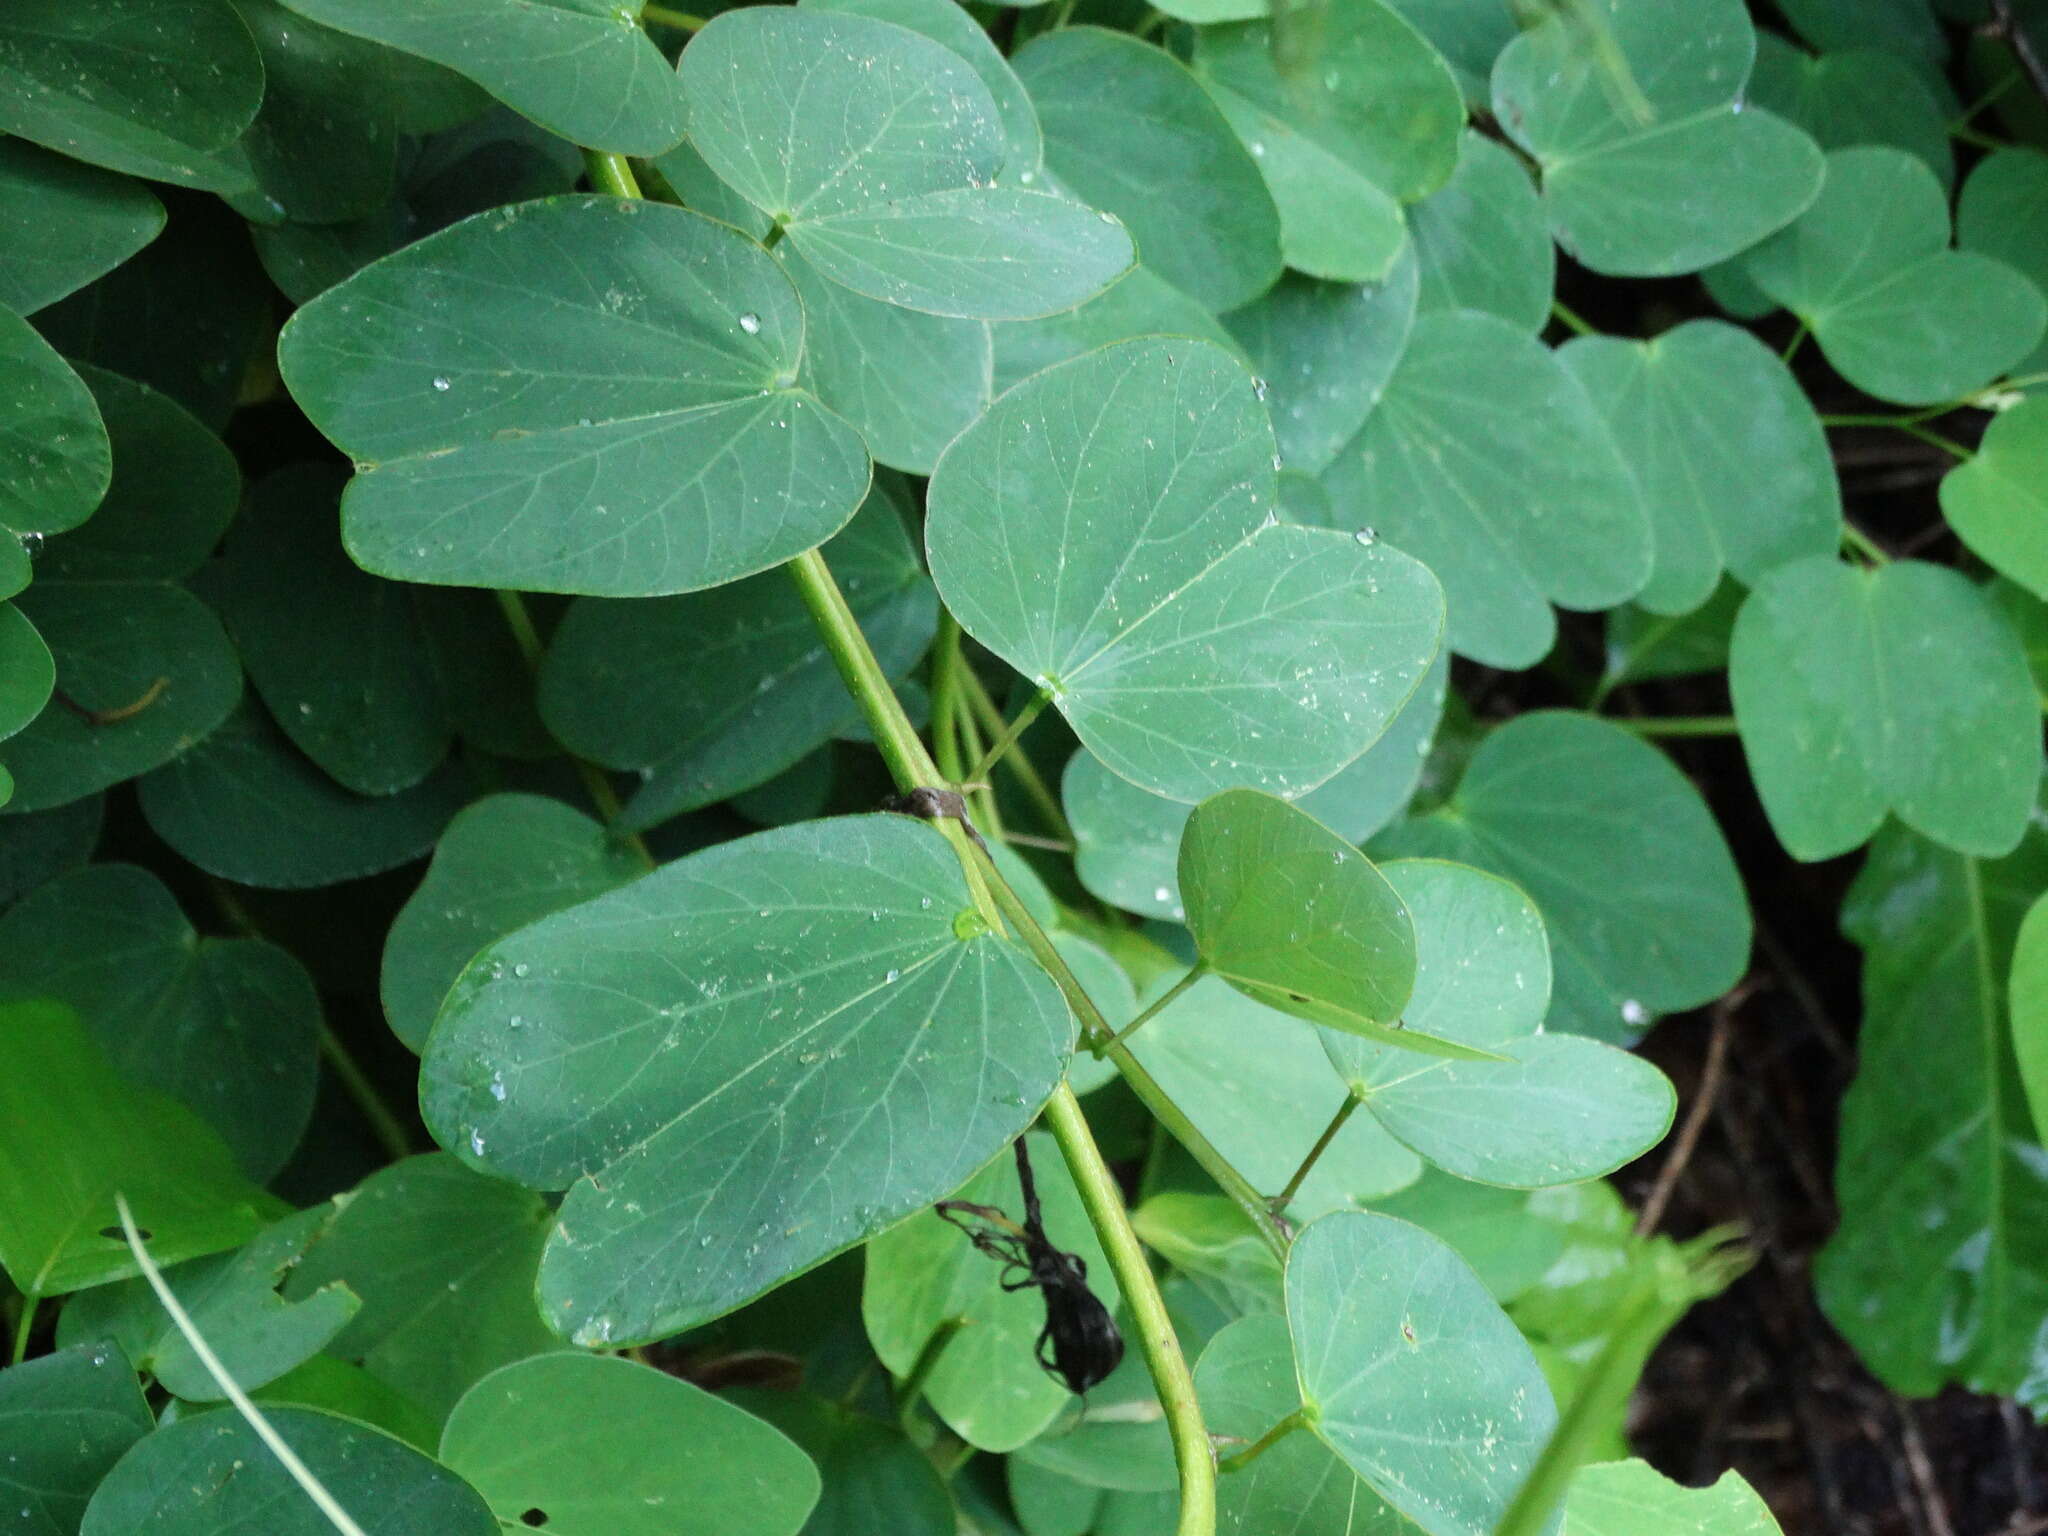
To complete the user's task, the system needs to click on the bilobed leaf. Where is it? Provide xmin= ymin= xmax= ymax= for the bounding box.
xmin=0 ymin=999 xmax=271 ymax=1299
xmin=0 ymin=308 xmax=108 ymax=538
xmin=1746 ymin=32 xmax=1952 ymax=188
xmin=1375 ymin=712 xmax=1751 ymax=1041
xmin=1014 ymin=28 xmax=1277 ymax=311
xmin=928 ymin=338 xmax=1445 ymax=802
xmin=284 ymin=1155 xmax=561 ymax=1422
xmin=1957 ymin=147 xmax=2048 ymax=380
xmin=1746 ymin=147 xmax=2046 ymax=405
xmin=272 ymin=0 xmax=685 ymax=154
xmin=0 ymin=1343 xmax=152 ymax=1536
xmin=1287 ymin=1211 xmax=1557 ymax=1536
xmin=79 ymin=1406 xmax=498 ymax=1536
xmin=1941 ymin=397 xmax=2048 ymax=601
xmin=1563 ymin=1459 xmax=1783 ymax=1535
xmin=420 ymin=814 xmax=1074 ymax=1345
xmin=1492 ymin=0 xmax=1824 ymax=276
xmin=1776 ymin=0 xmax=1945 ymax=62
xmin=138 ymin=701 xmax=470 ymax=889
xmin=1560 ymin=319 xmax=1841 ymax=616
xmin=1729 ymin=557 xmax=2040 ymax=861
xmin=863 ymin=1131 xmax=1118 ymax=1451
xmin=0 ymin=0 xmax=264 ymax=189
xmin=989 ymin=265 xmax=1243 ymax=395
xmin=681 ymin=9 xmax=1130 ymax=319
xmin=1223 ymin=251 xmax=1418 ymax=476
xmin=278 ymin=196 xmax=872 ymax=597
xmin=383 ymin=794 xmax=647 ymax=1053
xmin=0 ymin=140 xmax=163 ymax=316
xmin=1409 ymin=131 xmax=1554 ymax=331
xmin=1816 ymin=819 xmax=2048 ymax=1409
xmin=1322 ymin=310 xmax=1648 ymax=669
xmin=440 ymin=1354 xmax=820 ymax=1536
xmin=0 ymin=863 xmax=321 ymax=1180
xmin=1193 ymin=0 xmax=1464 ymax=283
xmin=58 ymin=1206 xmax=358 ymax=1402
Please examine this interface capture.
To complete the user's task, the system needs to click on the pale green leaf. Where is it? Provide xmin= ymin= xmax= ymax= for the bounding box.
xmin=1563 ymin=1459 xmax=1782 ymax=1535
xmin=1746 ymin=33 xmax=1952 ymax=187
xmin=1941 ymin=396 xmax=2048 ymax=600
xmin=1957 ymin=147 xmax=2048 ymax=381
xmin=1409 ymin=131 xmax=1553 ymax=331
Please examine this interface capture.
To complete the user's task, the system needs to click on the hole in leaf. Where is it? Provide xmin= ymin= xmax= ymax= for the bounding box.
xmin=519 ymin=1510 xmax=549 ymax=1528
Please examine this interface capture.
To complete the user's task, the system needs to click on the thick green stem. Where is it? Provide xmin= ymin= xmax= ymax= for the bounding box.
xmin=1107 ymin=964 xmax=1206 ymax=1047
xmin=640 ymin=2 xmax=707 ymax=31
xmin=9 ymin=1294 xmax=37 ymax=1366
xmin=1216 ymin=1407 xmax=1308 ymax=1474
xmin=582 ymin=149 xmax=642 ymax=199
xmin=1269 ymin=1094 xmax=1361 ymax=1213
xmin=929 ymin=612 xmax=970 ymax=783
xmin=1614 ymin=715 xmax=1739 ymax=739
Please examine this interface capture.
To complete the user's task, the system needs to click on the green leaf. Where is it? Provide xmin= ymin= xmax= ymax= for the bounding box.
xmin=0 ymin=1343 xmax=152 ymax=1536
xmin=78 ymin=1406 xmax=498 ymax=1536
xmin=272 ymin=0 xmax=685 ymax=154
xmin=1729 ymin=556 xmax=2040 ymax=860
xmin=1563 ymin=1459 xmax=1783 ymax=1535
xmin=1194 ymin=1314 xmax=1393 ymax=1535
xmin=928 ymin=337 xmax=1444 ymax=802
xmin=1132 ymin=1192 xmax=1283 ymax=1315
xmin=1193 ymin=0 xmax=1464 ymax=283
xmin=1128 ymin=976 xmax=1421 ymax=1216
xmin=0 ymin=792 xmax=102 ymax=906
xmin=1816 ymin=818 xmax=2048 ymax=1407
xmin=1746 ymin=33 xmax=1953 ymax=189
xmin=681 ymin=10 xmax=1131 ymax=319
xmin=284 ymin=1155 xmax=561 ymax=1423
xmin=1384 ymin=0 xmax=1518 ymax=104
xmin=731 ymin=1393 xmax=955 ymax=1536
xmin=0 ymin=863 xmax=321 ymax=1179
xmin=1409 ymin=131 xmax=1554 ymax=331
xmin=58 ymin=1206 xmax=358 ymax=1402
xmin=1372 ymin=1172 xmax=1567 ymax=1304
xmin=0 ymin=309 xmax=109 ymax=538
xmin=230 ymin=0 xmax=403 ymax=223
xmin=1746 ymin=147 xmax=2047 ymax=406
xmin=1322 ymin=310 xmax=1648 ymax=669
xmin=2016 ymin=892 xmax=2048 ymax=1154
xmin=1600 ymin=581 xmax=1741 ymax=689
xmin=1559 ymin=319 xmax=1841 ymax=617
xmin=242 ymin=1355 xmax=439 ymax=1454
xmin=538 ymin=488 xmax=935 ymax=823
xmin=1222 ymin=252 xmax=1418 ymax=476
xmin=1375 ymin=712 xmax=1751 ymax=1041
xmin=0 ymin=141 xmax=163 ymax=316
xmin=214 ymin=465 xmax=450 ymax=796
xmin=420 ymin=814 xmax=1074 ymax=1345
xmin=440 ymin=1354 xmax=820 ymax=1536
xmin=278 ymin=196 xmax=872 ymax=597
xmin=1492 ymin=0 xmax=1824 ymax=276
xmin=0 ymin=603 xmax=54 ymax=744
xmin=1014 ymin=28 xmax=1278 ymax=311
xmin=138 ymin=700 xmax=470 ymax=889
xmin=383 ymin=794 xmax=647 ymax=1053
xmin=1957 ymin=147 xmax=2048 ymax=381
xmin=990 ymin=265 xmax=1244 ymax=395
xmin=1942 ymin=397 xmax=2048 ymax=600
xmin=1007 ymin=1342 xmax=1177 ymax=1493
xmin=1777 ymin=0 xmax=1946 ymax=62
xmin=1287 ymin=1211 xmax=1557 ymax=1536
xmin=0 ymin=999 xmax=270 ymax=1299
xmin=863 ymin=1131 xmax=1118 ymax=1451
xmin=0 ymin=0 xmax=264 ymax=189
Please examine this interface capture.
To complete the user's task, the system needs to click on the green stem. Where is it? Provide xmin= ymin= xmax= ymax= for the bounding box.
xmin=1614 ymin=715 xmax=1739 ymax=739
xmin=966 ymin=689 xmax=1052 ymax=784
xmin=1780 ymin=321 xmax=1807 ymax=365
xmin=1821 ymin=414 xmax=1972 ymax=459
xmin=640 ymin=2 xmax=707 ymax=31
xmin=1841 ymin=522 xmax=1893 ymax=567
xmin=1549 ymin=300 xmax=1595 ymax=337
xmin=317 ymin=1020 xmax=415 ymax=1164
xmin=1951 ymin=67 xmax=2021 ymax=130
xmin=583 ymin=149 xmax=643 ymax=199
xmin=930 ymin=612 xmax=969 ymax=783
xmin=1108 ymin=964 xmax=1206 ymax=1047
xmin=961 ymin=667 xmax=1075 ymax=845
xmin=1269 ymin=1094 xmax=1360 ymax=1213
xmin=896 ymin=1316 xmax=967 ymax=1437
xmin=1215 ymin=1408 xmax=1307 ymax=1474
xmin=9 ymin=1294 xmax=37 ymax=1366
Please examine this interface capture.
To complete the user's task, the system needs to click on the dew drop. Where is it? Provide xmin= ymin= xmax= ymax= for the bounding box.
xmin=431 ymin=375 xmax=450 ymax=392
xmin=1354 ymin=526 xmax=1378 ymax=546
xmin=738 ymin=311 xmax=762 ymax=335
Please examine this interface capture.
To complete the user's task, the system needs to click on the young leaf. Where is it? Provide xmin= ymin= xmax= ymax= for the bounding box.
xmin=78 ymin=1405 xmax=497 ymax=1536
xmin=1375 ymin=712 xmax=1751 ymax=1041
xmin=1562 ymin=1459 xmax=1783 ymax=1535
xmin=1940 ymin=396 xmax=2048 ymax=602
xmin=282 ymin=1155 xmax=560 ymax=1422
xmin=383 ymin=794 xmax=648 ymax=1052
xmin=0 ymin=140 xmax=164 ymax=316
xmin=927 ymin=337 xmax=1445 ymax=802
xmin=1492 ymin=0 xmax=1824 ymax=276
xmin=440 ymin=1354 xmax=820 ymax=1536
xmin=1729 ymin=557 xmax=2041 ymax=861
xmin=0 ymin=1343 xmax=153 ymax=1536
xmin=1287 ymin=1211 xmax=1558 ymax=1536
xmin=0 ymin=1000 xmax=271 ymax=1299
xmin=1014 ymin=28 xmax=1278 ymax=311
xmin=1322 ymin=310 xmax=1648 ymax=669
xmin=1746 ymin=147 xmax=2047 ymax=406
xmin=271 ymin=0 xmax=687 ymax=154
xmin=680 ymin=10 xmax=1130 ymax=319
xmin=278 ymin=196 xmax=871 ymax=597
xmin=0 ymin=0 xmax=265 ymax=189
xmin=1560 ymin=319 xmax=1842 ymax=617
xmin=0 ymin=862 xmax=321 ymax=1179
xmin=420 ymin=815 xmax=1074 ymax=1345
xmin=1409 ymin=131 xmax=1555 ymax=332
xmin=1817 ymin=819 xmax=2048 ymax=1409
xmin=0 ymin=308 xmax=109 ymax=538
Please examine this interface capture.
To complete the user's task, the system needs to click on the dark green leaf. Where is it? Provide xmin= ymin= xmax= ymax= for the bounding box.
xmin=731 ymin=1393 xmax=954 ymax=1536
xmin=0 ymin=603 xmax=54 ymax=744
xmin=0 ymin=792 xmax=102 ymax=906
xmin=0 ymin=1343 xmax=152 ymax=1536
xmin=0 ymin=141 xmax=163 ymax=316
xmin=0 ymin=309 xmax=108 ymax=538
xmin=229 ymin=0 xmax=402 ymax=222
